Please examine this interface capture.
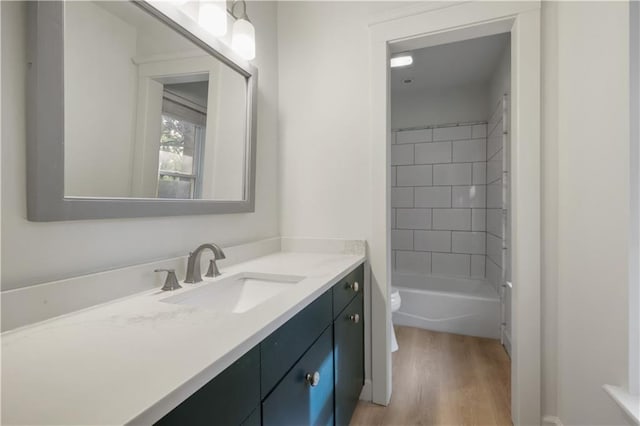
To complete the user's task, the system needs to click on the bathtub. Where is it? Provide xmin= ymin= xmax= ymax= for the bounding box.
xmin=392 ymin=272 xmax=501 ymax=339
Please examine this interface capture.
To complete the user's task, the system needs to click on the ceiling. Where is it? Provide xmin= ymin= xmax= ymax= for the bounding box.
xmin=391 ymin=33 xmax=509 ymax=93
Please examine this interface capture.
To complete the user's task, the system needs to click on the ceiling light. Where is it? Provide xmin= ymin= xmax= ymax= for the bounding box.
xmin=198 ymin=1 xmax=227 ymax=37
xmin=230 ymin=0 xmax=256 ymax=60
xmin=390 ymin=55 xmax=413 ymax=68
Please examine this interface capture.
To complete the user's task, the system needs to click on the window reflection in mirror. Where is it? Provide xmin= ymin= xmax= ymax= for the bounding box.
xmin=158 ymin=82 xmax=208 ymax=199
xmin=63 ymin=1 xmax=247 ymax=201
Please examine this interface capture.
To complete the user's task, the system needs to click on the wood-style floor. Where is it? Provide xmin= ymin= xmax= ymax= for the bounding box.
xmin=350 ymin=326 xmax=511 ymax=426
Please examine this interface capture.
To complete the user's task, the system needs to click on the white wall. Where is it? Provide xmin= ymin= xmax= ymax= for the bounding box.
xmin=64 ymin=1 xmax=138 ymax=197
xmin=279 ymin=2 xmax=381 ymax=240
xmin=210 ymin=64 xmax=248 ymax=200
xmin=391 ymin=83 xmax=489 ymax=129
xmin=551 ymin=2 xmax=631 ymax=424
xmin=1 ymin=0 xmax=280 ymax=290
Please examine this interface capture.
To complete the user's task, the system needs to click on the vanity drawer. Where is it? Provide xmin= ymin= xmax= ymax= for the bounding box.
xmin=262 ymin=326 xmax=334 ymax=426
xmin=332 ymin=265 xmax=364 ymax=319
xmin=260 ymin=290 xmax=332 ymax=399
xmin=156 ymin=346 xmax=260 ymax=426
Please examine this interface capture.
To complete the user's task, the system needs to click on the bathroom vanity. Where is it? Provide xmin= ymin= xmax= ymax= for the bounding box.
xmin=157 ymin=264 xmax=364 ymax=426
xmin=1 ymin=251 xmax=366 ymax=425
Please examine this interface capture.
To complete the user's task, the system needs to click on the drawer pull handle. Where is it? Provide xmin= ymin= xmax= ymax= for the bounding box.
xmin=349 ymin=313 xmax=360 ymax=323
xmin=305 ymin=371 xmax=320 ymax=387
xmin=348 ymin=281 xmax=359 ymax=292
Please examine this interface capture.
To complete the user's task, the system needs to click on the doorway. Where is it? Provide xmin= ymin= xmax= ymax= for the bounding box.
xmin=368 ymin=3 xmax=541 ymax=424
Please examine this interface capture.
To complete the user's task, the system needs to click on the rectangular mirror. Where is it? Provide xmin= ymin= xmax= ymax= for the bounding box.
xmin=27 ymin=1 xmax=258 ymax=221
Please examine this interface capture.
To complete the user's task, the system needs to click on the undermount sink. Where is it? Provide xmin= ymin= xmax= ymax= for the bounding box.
xmin=160 ymin=272 xmax=305 ymax=314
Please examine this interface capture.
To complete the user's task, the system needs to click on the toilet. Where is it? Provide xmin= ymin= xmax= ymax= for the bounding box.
xmin=390 ymin=287 xmax=402 ymax=352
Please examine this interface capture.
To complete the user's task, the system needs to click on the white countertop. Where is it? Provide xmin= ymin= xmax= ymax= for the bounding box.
xmin=1 ymin=251 xmax=365 ymax=425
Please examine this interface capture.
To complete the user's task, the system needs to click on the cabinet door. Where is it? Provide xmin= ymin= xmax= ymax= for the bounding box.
xmin=262 ymin=327 xmax=334 ymax=426
xmin=334 ymin=292 xmax=364 ymax=426
xmin=155 ymin=346 xmax=260 ymax=426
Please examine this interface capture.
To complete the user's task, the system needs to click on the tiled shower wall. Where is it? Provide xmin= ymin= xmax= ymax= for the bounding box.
xmin=390 ymin=123 xmax=488 ymax=278
xmin=485 ymin=98 xmax=508 ymax=293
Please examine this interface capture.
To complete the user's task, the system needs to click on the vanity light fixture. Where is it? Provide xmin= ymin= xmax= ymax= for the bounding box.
xmin=198 ymin=0 xmax=227 ymax=37
xmin=229 ymin=0 xmax=256 ymax=60
xmin=390 ymin=54 xmax=413 ymax=68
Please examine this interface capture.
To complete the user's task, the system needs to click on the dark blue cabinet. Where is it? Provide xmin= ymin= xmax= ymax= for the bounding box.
xmin=157 ymin=263 xmax=365 ymax=426
xmin=334 ymin=292 xmax=364 ymax=426
xmin=156 ymin=346 xmax=260 ymax=426
xmin=262 ymin=327 xmax=335 ymax=426
xmin=260 ymin=291 xmax=332 ymax=398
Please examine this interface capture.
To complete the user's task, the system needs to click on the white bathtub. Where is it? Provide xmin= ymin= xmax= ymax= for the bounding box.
xmin=392 ymin=272 xmax=501 ymax=339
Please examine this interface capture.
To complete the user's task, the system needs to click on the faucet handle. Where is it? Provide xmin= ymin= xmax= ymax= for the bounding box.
xmin=154 ymin=269 xmax=182 ymax=291
xmin=205 ymin=259 xmax=222 ymax=278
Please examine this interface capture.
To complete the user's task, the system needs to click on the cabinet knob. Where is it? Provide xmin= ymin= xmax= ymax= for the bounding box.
xmin=305 ymin=371 xmax=320 ymax=387
xmin=348 ymin=281 xmax=359 ymax=292
xmin=349 ymin=313 xmax=360 ymax=323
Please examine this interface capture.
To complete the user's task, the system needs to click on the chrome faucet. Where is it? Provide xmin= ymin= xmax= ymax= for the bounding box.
xmin=184 ymin=243 xmax=226 ymax=283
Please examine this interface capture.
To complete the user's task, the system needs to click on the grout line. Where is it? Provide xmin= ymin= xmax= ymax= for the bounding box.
xmin=393 ymin=120 xmax=487 ymax=133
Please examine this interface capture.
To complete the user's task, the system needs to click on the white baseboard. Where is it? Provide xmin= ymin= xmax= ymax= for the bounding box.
xmin=359 ymin=379 xmax=373 ymax=401
xmin=542 ymin=415 xmax=565 ymax=426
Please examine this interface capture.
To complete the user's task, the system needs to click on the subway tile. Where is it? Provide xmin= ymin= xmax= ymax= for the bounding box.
xmin=396 ymin=208 xmax=431 ymax=230
xmin=391 ymin=229 xmax=413 ymax=250
xmin=433 ymin=163 xmax=472 ymax=185
xmin=487 ymin=130 xmax=503 ymax=159
xmin=432 ymin=209 xmax=471 ymax=231
xmin=488 ymin=105 xmax=502 ymax=138
xmin=452 ymin=231 xmax=486 ymax=255
xmin=415 ymin=187 xmax=451 ymax=208
xmin=395 ymin=251 xmax=431 ymax=274
xmin=414 ymin=230 xmax=451 ymax=252
xmin=391 ymin=144 xmax=414 ymax=166
xmin=487 ymin=209 xmax=503 ymax=237
xmin=471 ymin=255 xmax=486 ymax=277
xmin=391 ymin=167 xmax=397 ymax=187
xmin=397 ymin=165 xmax=433 ymax=186
xmin=414 ymin=142 xmax=451 ymax=164
xmin=391 ymin=132 xmax=397 ymax=144
xmin=391 ymin=208 xmax=397 ymax=229
xmin=486 ymin=233 xmax=503 ymax=267
xmin=487 ymin=182 xmax=502 ymax=208
xmin=452 ymin=138 xmax=486 ymax=163
xmin=452 ymin=185 xmax=486 ymax=208
xmin=391 ymin=187 xmax=414 ymax=208
xmin=486 ymin=257 xmax=501 ymax=289
xmin=433 ymin=125 xmax=472 ymax=141
xmin=473 ymin=163 xmax=486 ymax=185
xmin=487 ymin=152 xmax=503 ymax=183
xmin=472 ymin=209 xmax=486 ymax=231
xmin=396 ymin=128 xmax=432 ymax=144
xmin=432 ymin=253 xmax=471 ymax=276
xmin=471 ymin=124 xmax=487 ymax=138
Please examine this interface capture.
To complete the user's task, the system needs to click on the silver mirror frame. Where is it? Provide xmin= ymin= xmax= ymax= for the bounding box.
xmin=26 ymin=1 xmax=258 ymax=221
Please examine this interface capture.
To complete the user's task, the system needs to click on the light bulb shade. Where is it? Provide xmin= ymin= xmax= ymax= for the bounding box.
xmin=198 ymin=1 xmax=227 ymax=37
xmin=231 ymin=18 xmax=255 ymax=60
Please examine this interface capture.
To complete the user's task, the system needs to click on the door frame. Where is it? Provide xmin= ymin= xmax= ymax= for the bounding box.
xmin=368 ymin=2 xmax=541 ymax=424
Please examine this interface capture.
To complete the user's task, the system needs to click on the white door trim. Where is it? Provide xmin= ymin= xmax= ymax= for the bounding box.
xmin=368 ymin=2 xmax=541 ymax=424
